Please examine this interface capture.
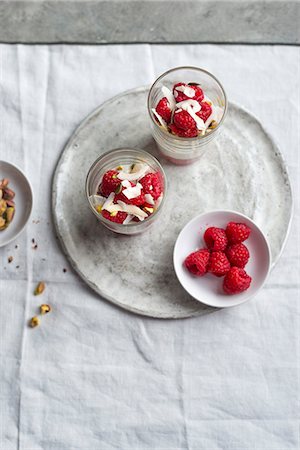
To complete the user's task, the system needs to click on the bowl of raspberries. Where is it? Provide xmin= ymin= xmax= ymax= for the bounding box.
xmin=148 ymin=66 xmax=227 ymax=165
xmin=173 ymin=210 xmax=271 ymax=307
xmin=86 ymin=148 xmax=166 ymax=235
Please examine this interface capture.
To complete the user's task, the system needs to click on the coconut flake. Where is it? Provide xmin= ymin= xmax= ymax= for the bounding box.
xmin=117 ymin=164 xmax=148 ymax=181
xmin=102 ymin=193 xmax=122 ymax=214
xmin=121 ymin=180 xmax=131 ymax=188
xmin=123 ymin=214 xmax=134 ymax=225
xmin=151 ymin=108 xmax=167 ymax=128
xmin=89 ymin=195 xmax=106 ymax=207
xmin=117 ymin=201 xmax=147 ymax=221
xmin=123 ymin=182 xmax=143 ymax=200
xmin=161 ymin=86 xmax=176 ymax=110
xmin=175 ymin=85 xmax=195 ymax=98
xmin=176 ymin=99 xmax=201 ymax=113
xmin=144 ymin=193 xmax=155 ymax=205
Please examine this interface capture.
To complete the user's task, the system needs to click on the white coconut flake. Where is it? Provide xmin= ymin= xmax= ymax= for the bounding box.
xmin=117 ymin=165 xmax=148 ymax=181
xmin=121 ymin=180 xmax=131 ymax=188
xmin=161 ymin=86 xmax=176 ymax=110
xmin=176 ymin=99 xmax=201 ymax=113
xmin=117 ymin=201 xmax=147 ymax=221
xmin=144 ymin=193 xmax=155 ymax=205
xmin=89 ymin=195 xmax=106 ymax=207
xmin=151 ymin=108 xmax=167 ymax=128
xmin=102 ymin=193 xmax=122 ymax=214
xmin=175 ymin=84 xmax=195 ymax=99
xmin=188 ymin=106 xmax=206 ymax=130
xmin=123 ymin=182 xmax=143 ymax=200
xmin=123 ymin=214 xmax=134 ymax=225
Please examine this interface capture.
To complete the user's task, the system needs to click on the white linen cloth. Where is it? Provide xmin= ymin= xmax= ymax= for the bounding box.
xmin=0 ymin=44 xmax=299 ymax=450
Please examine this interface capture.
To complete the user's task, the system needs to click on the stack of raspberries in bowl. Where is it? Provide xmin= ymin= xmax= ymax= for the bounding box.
xmin=184 ymin=222 xmax=252 ymax=294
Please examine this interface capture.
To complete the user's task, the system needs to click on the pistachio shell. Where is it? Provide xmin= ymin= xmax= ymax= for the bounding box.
xmin=6 ymin=207 xmax=15 ymax=223
xmin=115 ymin=183 xmax=122 ymax=194
xmin=34 ymin=282 xmax=45 ymax=296
xmin=0 ymin=217 xmax=6 ymax=228
xmin=0 ymin=178 xmax=9 ymax=189
xmin=3 ymin=188 xmax=15 ymax=200
xmin=0 ymin=199 xmax=7 ymax=216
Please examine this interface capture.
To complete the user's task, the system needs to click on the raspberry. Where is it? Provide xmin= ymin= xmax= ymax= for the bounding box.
xmin=226 ymin=243 xmax=250 ymax=268
xmin=173 ymin=110 xmax=196 ymax=131
xmin=223 ymin=267 xmax=252 ymax=294
xmin=226 ymin=222 xmax=251 ymax=245
xmin=100 ymin=170 xmax=120 ymax=197
xmin=169 ymin=124 xmax=198 ymax=138
xmin=101 ymin=210 xmax=128 ymax=224
xmin=139 ymin=172 xmax=162 ymax=200
xmin=204 ymin=227 xmax=228 ymax=251
xmin=115 ymin=182 xmax=145 ymax=206
xmin=196 ymin=102 xmax=212 ymax=122
xmin=184 ymin=249 xmax=210 ymax=276
xmin=173 ymin=82 xmax=204 ymax=103
xmin=207 ymin=251 xmax=230 ymax=277
xmin=156 ymin=97 xmax=172 ymax=123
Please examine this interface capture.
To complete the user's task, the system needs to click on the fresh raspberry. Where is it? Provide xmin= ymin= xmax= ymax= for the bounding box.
xmin=173 ymin=110 xmax=196 ymax=131
xmin=115 ymin=182 xmax=145 ymax=206
xmin=226 ymin=243 xmax=250 ymax=268
xmin=196 ymin=102 xmax=212 ymax=122
xmin=169 ymin=124 xmax=198 ymax=138
xmin=223 ymin=267 xmax=252 ymax=294
xmin=156 ymin=97 xmax=172 ymax=123
xmin=101 ymin=210 xmax=128 ymax=224
xmin=139 ymin=172 xmax=162 ymax=200
xmin=100 ymin=170 xmax=120 ymax=197
xmin=184 ymin=249 xmax=210 ymax=276
xmin=173 ymin=82 xmax=204 ymax=103
xmin=226 ymin=222 xmax=251 ymax=244
xmin=204 ymin=227 xmax=228 ymax=251
xmin=207 ymin=251 xmax=231 ymax=277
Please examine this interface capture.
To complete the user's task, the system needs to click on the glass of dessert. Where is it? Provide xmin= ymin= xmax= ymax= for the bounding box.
xmin=86 ymin=148 xmax=167 ymax=235
xmin=148 ymin=66 xmax=228 ymax=165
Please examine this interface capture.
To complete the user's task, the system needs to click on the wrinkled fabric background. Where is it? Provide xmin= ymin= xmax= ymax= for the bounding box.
xmin=0 ymin=45 xmax=299 ymax=450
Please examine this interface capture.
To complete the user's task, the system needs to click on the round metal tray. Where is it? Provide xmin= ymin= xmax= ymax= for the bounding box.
xmin=52 ymin=87 xmax=292 ymax=318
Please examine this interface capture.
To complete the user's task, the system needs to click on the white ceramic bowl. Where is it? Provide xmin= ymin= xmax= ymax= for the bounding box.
xmin=173 ymin=210 xmax=271 ymax=308
xmin=0 ymin=161 xmax=33 ymax=247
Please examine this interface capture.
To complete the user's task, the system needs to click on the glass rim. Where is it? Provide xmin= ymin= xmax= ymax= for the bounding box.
xmin=147 ymin=65 xmax=228 ymax=142
xmin=85 ymin=147 xmax=167 ymax=228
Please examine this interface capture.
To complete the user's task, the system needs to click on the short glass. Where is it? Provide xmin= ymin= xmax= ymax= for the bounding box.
xmin=148 ymin=66 xmax=228 ymax=165
xmin=86 ymin=148 xmax=167 ymax=235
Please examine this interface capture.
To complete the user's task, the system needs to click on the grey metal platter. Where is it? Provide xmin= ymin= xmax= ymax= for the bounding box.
xmin=52 ymin=86 xmax=292 ymax=318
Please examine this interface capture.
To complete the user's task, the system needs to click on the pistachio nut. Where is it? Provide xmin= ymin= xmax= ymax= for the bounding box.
xmin=0 ymin=217 xmax=6 ymax=229
xmin=34 ymin=281 xmax=45 ymax=296
xmin=3 ymin=188 xmax=15 ymax=200
xmin=144 ymin=207 xmax=154 ymax=214
xmin=114 ymin=183 xmax=122 ymax=194
xmin=6 ymin=207 xmax=15 ymax=223
xmin=40 ymin=304 xmax=51 ymax=315
xmin=0 ymin=178 xmax=9 ymax=189
xmin=29 ymin=316 xmax=40 ymax=328
xmin=0 ymin=199 xmax=7 ymax=216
